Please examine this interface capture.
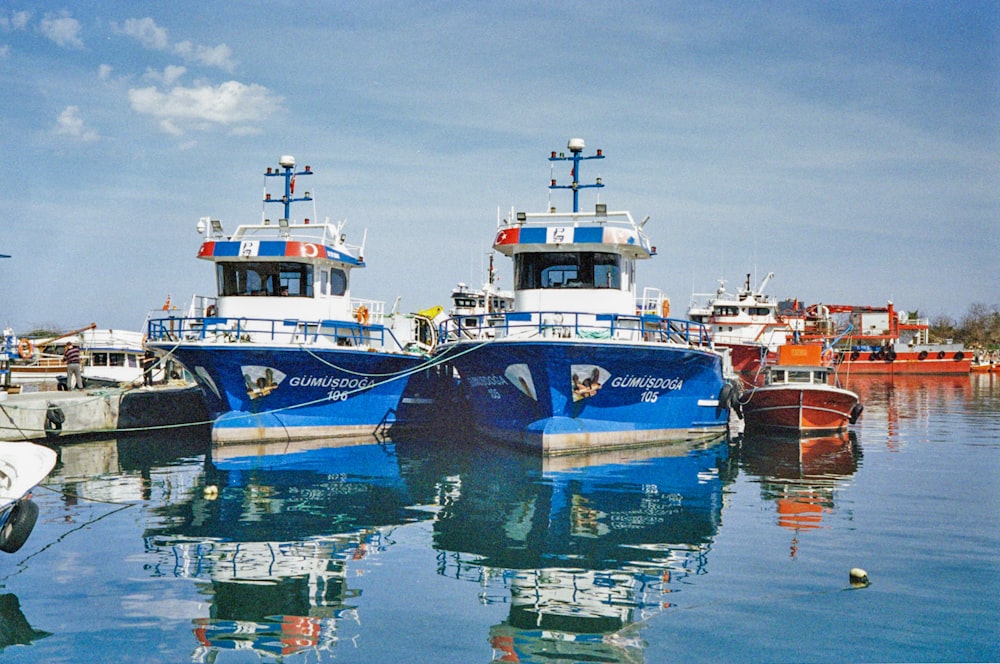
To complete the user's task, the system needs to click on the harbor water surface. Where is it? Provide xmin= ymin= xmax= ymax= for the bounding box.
xmin=1 ymin=375 xmax=997 ymax=662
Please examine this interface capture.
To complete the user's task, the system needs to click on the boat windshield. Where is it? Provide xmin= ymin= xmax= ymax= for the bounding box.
xmin=216 ymin=261 xmax=316 ymax=297
xmin=771 ymin=368 xmax=828 ymax=384
xmin=515 ymin=252 xmax=622 ymax=290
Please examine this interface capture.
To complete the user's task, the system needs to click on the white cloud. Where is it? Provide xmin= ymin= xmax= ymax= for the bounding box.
xmin=128 ymin=81 xmax=282 ymax=134
xmin=40 ymin=11 xmax=83 ymax=49
xmin=116 ymin=16 xmax=235 ymax=71
xmin=142 ymin=65 xmax=187 ymax=85
xmin=0 ymin=10 xmax=31 ymax=32
xmin=54 ymin=106 xmax=99 ymax=141
xmin=118 ymin=17 xmax=168 ymax=50
xmin=173 ymin=41 xmax=235 ymax=72
xmin=98 ymin=64 xmax=113 ymax=80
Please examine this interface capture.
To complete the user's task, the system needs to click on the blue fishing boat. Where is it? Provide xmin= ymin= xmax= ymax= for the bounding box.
xmin=145 ymin=156 xmax=435 ymax=444
xmin=432 ymin=139 xmax=737 ymax=454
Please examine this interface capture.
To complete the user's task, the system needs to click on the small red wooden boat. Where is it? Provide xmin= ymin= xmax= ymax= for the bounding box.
xmin=740 ymin=344 xmax=862 ymax=434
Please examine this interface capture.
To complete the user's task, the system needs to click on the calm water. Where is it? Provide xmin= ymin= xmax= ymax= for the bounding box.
xmin=1 ymin=375 xmax=997 ymax=663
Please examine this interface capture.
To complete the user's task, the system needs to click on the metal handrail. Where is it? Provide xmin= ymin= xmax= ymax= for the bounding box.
xmin=437 ymin=310 xmax=712 ymax=347
xmin=146 ymin=314 xmax=404 ymax=350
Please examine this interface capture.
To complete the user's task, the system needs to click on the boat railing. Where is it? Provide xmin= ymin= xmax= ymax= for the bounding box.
xmin=438 ymin=310 xmax=712 ymax=347
xmin=146 ymin=314 xmax=409 ymax=351
xmin=516 ymin=209 xmax=638 ymax=229
xmin=350 ymin=297 xmax=386 ymax=325
xmin=231 ymin=221 xmax=363 ymax=254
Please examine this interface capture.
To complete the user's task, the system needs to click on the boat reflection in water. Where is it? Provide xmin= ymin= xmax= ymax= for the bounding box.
xmin=139 ymin=434 xmax=734 ymax=661
xmin=737 ymin=430 xmax=861 ymax=556
xmin=144 ymin=438 xmax=418 ymax=658
xmin=429 ymin=438 xmax=735 ymax=663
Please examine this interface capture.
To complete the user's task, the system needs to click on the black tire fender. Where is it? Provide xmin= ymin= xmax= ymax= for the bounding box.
xmin=0 ymin=499 xmax=39 ymax=553
xmin=45 ymin=404 xmax=65 ymax=430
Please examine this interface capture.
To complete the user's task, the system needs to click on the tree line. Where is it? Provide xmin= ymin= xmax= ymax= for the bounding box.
xmin=930 ymin=302 xmax=1000 ymax=349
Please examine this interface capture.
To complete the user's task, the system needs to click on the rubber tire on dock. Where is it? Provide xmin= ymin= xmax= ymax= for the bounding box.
xmin=45 ymin=404 xmax=65 ymax=436
xmin=0 ymin=499 xmax=39 ymax=553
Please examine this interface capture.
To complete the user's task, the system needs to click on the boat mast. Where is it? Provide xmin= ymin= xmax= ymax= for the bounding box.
xmin=548 ymin=138 xmax=604 ymax=213
xmin=264 ymin=155 xmax=313 ymax=222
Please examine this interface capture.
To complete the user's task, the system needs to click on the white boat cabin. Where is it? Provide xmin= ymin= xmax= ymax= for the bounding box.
xmin=493 ymin=205 xmax=653 ymax=317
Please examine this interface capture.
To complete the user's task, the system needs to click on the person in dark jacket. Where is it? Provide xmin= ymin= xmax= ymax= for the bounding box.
xmin=142 ymin=350 xmax=157 ymax=386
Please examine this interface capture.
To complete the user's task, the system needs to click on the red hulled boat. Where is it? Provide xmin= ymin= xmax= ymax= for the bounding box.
xmin=740 ymin=344 xmax=862 ymax=435
xmin=798 ymin=302 xmax=971 ymax=375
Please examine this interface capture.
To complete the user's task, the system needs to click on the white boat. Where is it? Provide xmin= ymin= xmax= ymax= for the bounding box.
xmin=445 ymin=253 xmax=514 ymax=332
xmin=3 ymin=324 xmax=163 ymax=387
xmin=687 ymin=273 xmax=803 ymax=378
xmin=0 ymin=441 xmax=57 ymax=553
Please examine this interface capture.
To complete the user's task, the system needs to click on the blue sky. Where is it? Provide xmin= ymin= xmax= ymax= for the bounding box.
xmin=1 ymin=1 xmax=996 ymax=334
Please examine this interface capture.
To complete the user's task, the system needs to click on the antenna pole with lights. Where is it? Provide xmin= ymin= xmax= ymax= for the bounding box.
xmin=264 ymin=155 xmax=314 ymax=221
xmin=548 ymin=138 xmax=604 ymax=213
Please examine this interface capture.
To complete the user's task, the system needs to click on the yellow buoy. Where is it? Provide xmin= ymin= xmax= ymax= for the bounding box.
xmin=849 ymin=567 xmax=869 ymax=588
xmin=203 ymin=485 xmax=219 ymax=500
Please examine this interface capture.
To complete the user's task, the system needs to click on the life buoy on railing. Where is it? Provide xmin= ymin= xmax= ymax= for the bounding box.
xmin=205 ymin=305 xmax=217 ymax=317
xmin=17 ymin=339 xmax=34 ymax=359
xmin=661 ymin=298 xmax=671 ymax=319
xmin=355 ymin=305 xmax=370 ymax=325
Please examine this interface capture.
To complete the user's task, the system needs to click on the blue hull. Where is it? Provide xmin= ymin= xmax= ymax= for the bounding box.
xmin=437 ymin=339 xmax=730 ymax=454
xmin=164 ymin=345 xmax=423 ymax=443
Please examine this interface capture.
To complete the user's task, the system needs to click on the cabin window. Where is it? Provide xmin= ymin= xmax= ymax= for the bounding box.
xmin=91 ymin=352 xmax=108 ymax=367
xmin=279 ymin=264 xmax=313 ymax=297
xmin=787 ymin=370 xmax=813 ymax=383
xmin=514 ymin=252 xmax=621 ymax=290
xmin=216 ymin=262 xmax=314 ymax=297
xmin=749 ymin=307 xmax=770 ymax=316
xmin=329 ymin=268 xmax=347 ymax=296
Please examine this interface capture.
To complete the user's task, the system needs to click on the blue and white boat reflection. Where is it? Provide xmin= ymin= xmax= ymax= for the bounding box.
xmin=420 ymin=437 xmax=734 ymax=662
xmin=142 ymin=434 xmax=734 ymax=660
xmin=144 ymin=438 xmax=419 ymax=659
